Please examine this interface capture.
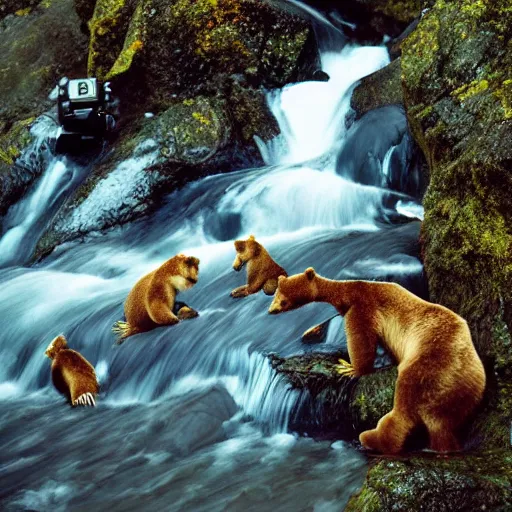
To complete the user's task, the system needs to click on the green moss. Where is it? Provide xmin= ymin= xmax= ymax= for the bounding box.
xmin=350 ymin=368 xmax=397 ymax=432
xmin=87 ymin=0 xmax=136 ymax=79
xmin=0 ymin=117 xmax=34 ymax=167
xmin=106 ymin=0 xmax=144 ymax=79
xmin=452 ymin=79 xmax=489 ymax=102
xmin=348 ymin=451 xmax=512 ymax=512
xmin=401 ymin=12 xmax=440 ymax=91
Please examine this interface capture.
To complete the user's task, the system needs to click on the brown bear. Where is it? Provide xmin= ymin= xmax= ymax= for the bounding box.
xmin=113 ymin=254 xmax=200 ymax=343
xmin=45 ymin=335 xmax=99 ymax=407
xmin=268 ymin=268 xmax=486 ymax=454
xmin=231 ymin=235 xmax=287 ymax=298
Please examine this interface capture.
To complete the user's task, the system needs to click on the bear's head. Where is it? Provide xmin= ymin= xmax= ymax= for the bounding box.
xmin=169 ymin=254 xmax=200 ymax=292
xmin=232 ymin=235 xmax=261 ymax=271
xmin=268 ymin=267 xmax=318 ymax=314
xmin=45 ymin=334 xmax=68 ymax=359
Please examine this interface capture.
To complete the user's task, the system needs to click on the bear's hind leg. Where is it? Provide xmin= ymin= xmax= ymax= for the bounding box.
xmin=424 ymin=417 xmax=460 ymax=452
xmin=360 ymin=409 xmax=416 ymax=454
xmin=262 ymin=279 xmax=278 ymax=296
xmin=70 ymin=381 xmax=97 ymax=407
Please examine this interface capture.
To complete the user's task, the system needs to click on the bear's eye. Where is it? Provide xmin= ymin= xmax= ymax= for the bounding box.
xmin=280 ymin=300 xmax=288 ymax=308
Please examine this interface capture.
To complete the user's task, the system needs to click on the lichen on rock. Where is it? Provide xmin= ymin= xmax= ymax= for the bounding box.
xmin=402 ymin=0 xmax=512 ymax=449
xmin=346 ymin=451 xmax=512 ymax=512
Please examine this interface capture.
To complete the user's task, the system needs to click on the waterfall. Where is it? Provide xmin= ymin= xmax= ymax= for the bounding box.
xmin=0 ymin=3 xmax=425 ymax=508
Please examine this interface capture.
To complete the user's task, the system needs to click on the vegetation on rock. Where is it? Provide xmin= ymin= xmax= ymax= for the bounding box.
xmin=402 ymin=0 xmax=512 ymax=449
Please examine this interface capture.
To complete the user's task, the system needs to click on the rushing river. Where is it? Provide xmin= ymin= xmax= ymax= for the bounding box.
xmin=0 ymin=3 xmax=425 ymax=511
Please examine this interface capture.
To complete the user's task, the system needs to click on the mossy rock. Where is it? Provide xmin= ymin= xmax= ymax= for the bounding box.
xmin=351 ymin=58 xmax=404 ymax=119
xmin=270 ymin=352 xmax=397 ymax=439
xmin=33 ymin=95 xmax=241 ymax=260
xmin=0 ymin=118 xmax=35 ymax=171
xmin=0 ymin=0 xmax=87 ymax=125
xmin=402 ymin=0 xmax=512 ymax=449
xmin=86 ymin=0 xmax=308 ymax=104
xmin=346 ymin=451 xmax=512 ymax=512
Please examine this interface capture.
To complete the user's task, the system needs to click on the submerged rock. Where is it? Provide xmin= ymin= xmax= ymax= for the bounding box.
xmin=336 ymin=105 xmax=426 ymax=198
xmin=402 ymin=0 xmax=512 ymax=448
xmin=269 ymin=351 xmax=397 ymax=440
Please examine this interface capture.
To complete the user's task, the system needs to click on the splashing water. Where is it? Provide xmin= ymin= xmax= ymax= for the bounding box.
xmin=0 ymin=4 xmax=425 ymax=509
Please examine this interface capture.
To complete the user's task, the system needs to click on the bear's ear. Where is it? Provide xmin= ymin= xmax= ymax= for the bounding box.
xmin=186 ymin=256 xmax=199 ymax=267
xmin=248 ymin=234 xmax=255 ymax=241
xmin=278 ymin=275 xmax=286 ymax=284
xmin=305 ymin=267 xmax=316 ymax=281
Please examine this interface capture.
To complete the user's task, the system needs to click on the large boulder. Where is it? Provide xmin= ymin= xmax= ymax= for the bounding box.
xmin=83 ymin=0 xmax=309 ymax=99
xmin=346 ymin=451 xmax=512 ymax=512
xmin=402 ymin=0 xmax=512 ymax=447
xmin=0 ymin=0 xmax=87 ymax=215
xmin=351 ymin=59 xmax=403 ymax=119
xmin=33 ymin=92 xmax=278 ymax=259
xmin=0 ymin=0 xmax=87 ymax=125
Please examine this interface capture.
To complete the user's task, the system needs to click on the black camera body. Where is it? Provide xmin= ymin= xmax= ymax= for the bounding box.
xmin=55 ymin=77 xmax=117 ymax=153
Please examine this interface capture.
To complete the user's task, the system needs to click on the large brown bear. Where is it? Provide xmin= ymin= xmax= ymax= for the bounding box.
xmin=231 ymin=235 xmax=287 ymax=298
xmin=113 ymin=254 xmax=200 ymax=343
xmin=45 ymin=335 xmax=99 ymax=407
xmin=268 ymin=268 xmax=486 ymax=454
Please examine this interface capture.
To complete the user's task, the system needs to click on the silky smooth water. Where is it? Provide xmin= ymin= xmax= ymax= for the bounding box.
xmin=0 ymin=4 xmax=424 ymax=509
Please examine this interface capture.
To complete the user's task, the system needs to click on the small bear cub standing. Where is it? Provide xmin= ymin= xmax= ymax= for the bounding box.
xmin=45 ymin=335 xmax=99 ymax=407
xmin=231 ymin=235 xmax=287 ymax=298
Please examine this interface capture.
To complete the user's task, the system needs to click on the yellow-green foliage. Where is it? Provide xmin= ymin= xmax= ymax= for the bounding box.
xmin=87 ymin=0 xmax=131 ymax=78
xmin=373 ymin=0 xmax=421 ymax=24
xmin=168 ymin=0 xmax=251 ymax=67
xmin=494 ymin=80 xmax=512 ymax=119
xmin=452 ymin=79 xmax=489 ymax=102
xmin=401 ymin=13 xmax=440 ymax=90
xmin=15 ymin=7 xmax=31 ymax=15
xmin=106 ymin=1 xmax=144 ymax=79
xmin=0 ymin=117 xmax=34 ymax=167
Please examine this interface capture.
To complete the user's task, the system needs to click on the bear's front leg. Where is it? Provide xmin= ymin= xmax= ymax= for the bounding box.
xmin=335 ymin=308 xmax=378 ymax=377
xmin=147 ymin=299 xmax=180 ymax=326
xmin=177 ymin=306 xmax=199 ymax=320
xmin=231 ymin=285 xmax=249 ymax=298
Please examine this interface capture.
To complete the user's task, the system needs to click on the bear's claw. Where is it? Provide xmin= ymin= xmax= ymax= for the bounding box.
xmin=73 ymin=392 xmax=96 ymax=407
xmin=335 ymin=358 xmax=357 ymax=377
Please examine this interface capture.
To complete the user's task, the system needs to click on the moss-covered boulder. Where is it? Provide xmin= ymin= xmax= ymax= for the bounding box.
xmin=0 ymin=0 xmax=87 ymax=125
xmin=270 ymin=352 xmax=397 ymax=439
xmin=402 ymin=0 xmax=512 ymax=448
xmin=346 ymin=451 xmax=512 ymax=512
xmin=33 ymin=92 xmax=276 ymax=259
xmin=351 ymin=58 xmax=403 ymax=119
xmin=85 ymin=0 xmax=309 ymax=99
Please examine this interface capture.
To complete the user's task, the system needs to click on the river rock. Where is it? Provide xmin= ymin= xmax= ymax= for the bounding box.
xmin=83 ymin=0 xmax=309 ymax=96
xmin=346 ymin=451 xmax=512 ymax=512
xmin=402 ymin=0 xmax=512 ymax=448
xmin=351 ymin=58 xmax=403 ymax=119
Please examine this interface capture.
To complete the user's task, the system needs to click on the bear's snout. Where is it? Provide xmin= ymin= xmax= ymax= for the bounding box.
xmin=268 ymin=302 xmax=281 ymax=315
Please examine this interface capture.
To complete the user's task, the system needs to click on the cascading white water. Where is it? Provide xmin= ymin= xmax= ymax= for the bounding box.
xmin=0 ymin=4 xmax=427 ymax=507
xmin=263 ymin=45 xmax=390 ymax=166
